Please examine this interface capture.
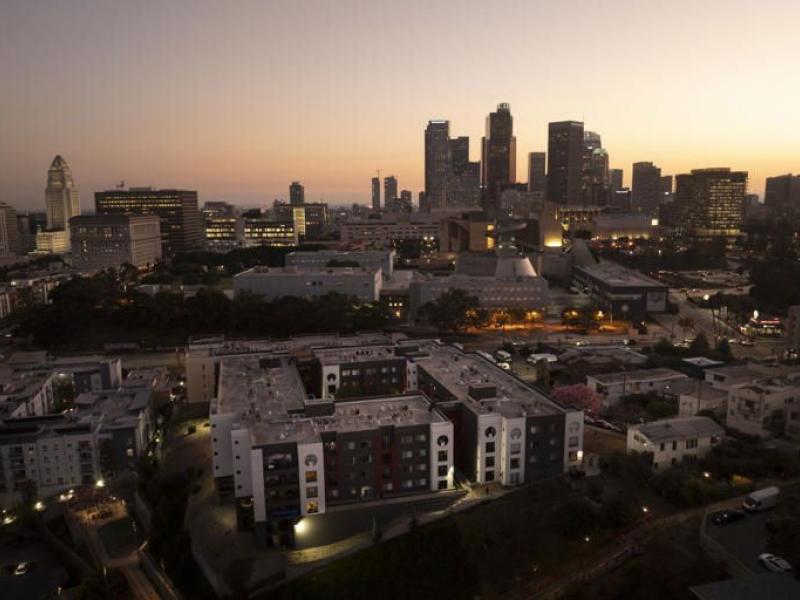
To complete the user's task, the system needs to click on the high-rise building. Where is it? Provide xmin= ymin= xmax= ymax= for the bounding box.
xmin=289 ymin=181 xmax=305 ymax=206
xmin=69 ymin=214 xmax=162 ymax=271
xmin=45 ymin=155 xmax=80 ymax=232
xmin=632 ymin=162 xmax=662 ymax=214
xmin=0 ymin=203 xmax=21 ymax=256
xmin=94 ymin=188 xmax=204 ymax=257
xmin=424 ymin=120 xmax=451 ymax=209
xmin=547 ymin=121 xmax=584 ymax=205
xmin=527 ymin=152 xmax=547 ymax=194
xmin=582 ymin=132 xmax=609 ymax=205
xmin=674 ymin=168 xmax=748 ymax=239
xmin=609 ymin=169 xmax=624 ymax=193
xmin=660 ymin=175 xmax=673 ymax=196
xmin=384 ymin=176 xmax=398 ymax=208
xmin=481 ymin=103 xmax=516 ymax=201
xmin=764 ymin=174 xmax=800 ymax=224
xmin=371 ymin=177 xmax=381 ymax=211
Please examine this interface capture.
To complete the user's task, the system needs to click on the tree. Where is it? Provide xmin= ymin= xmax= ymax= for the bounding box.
xmin=689 ymin=332 xmax=710 ymax=352
xmin=419 ymin=289 xmax=482 ymax=332
xmin=677 ymin=317 xmax=695 ymax=339
xmin=550 ymin=384 xmax=603 ymax=415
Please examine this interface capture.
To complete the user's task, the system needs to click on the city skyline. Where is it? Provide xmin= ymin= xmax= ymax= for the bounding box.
xmin=2 ymin=0 xmax=799 ymax=210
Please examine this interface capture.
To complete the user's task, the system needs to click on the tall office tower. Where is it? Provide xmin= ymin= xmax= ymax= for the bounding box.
xmin=384 ymin=176 xmax=398 ymax=208
xmin=632 ymin=162 xmax=662 ymax=214
xmin=674 ymin=168 xmax=748 ymax=239
xmin=609 ymin=169 xmax=624 ymax=194
xmin=45 ymin=155 xmax=80 ymax=231
xmin=95 ymin=188 xmax=204 ymax=256
xmin=289 ymin=181 xmax=305 ymax=206
xmin=481 ymin=103 xmax=516 ymax=202
xmin=425 ymin=120 xmax=451 ymax=209
xmin=547 ymin=121 xmax=584 ymax=205
xmin=527 ymin=152 xmax=547 ymax=194
xmin=449 ymin=137 xmax=470 ymax=174
xmin=660 ymin=175 xmax=673 ymax=195
xmin=0 ymin=203 xmax=21 ymax=256
xmin=582 ymin=132 xmax=609 ymax=205
xmin=371 ymin=177 xmax=381 ymax=211
xmin=765 ymin=174 xmax=800 ymax=224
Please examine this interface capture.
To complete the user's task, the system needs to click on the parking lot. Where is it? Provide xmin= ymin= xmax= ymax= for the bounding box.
xmin=704 ymin=505 xmax=779 ymax=574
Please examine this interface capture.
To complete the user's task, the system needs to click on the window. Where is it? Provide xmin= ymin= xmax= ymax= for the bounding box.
xmin=659 ymin=443 xmax=665 ymax=452
xmin=305 ymin=470 xmax=317 ymax=483
xmin=401 ymin=435 xmax=413 ymax=444
xmin=438 ymin=465 xmax=448 ymax=477
xmin=401 ymin=480 xmax=413 ymax=489
xmin=568 ymin=451 xmax=578 ymax=461
xmin=485 ymin=470 xmax=495 ymax=481
xmin=510 ymin=428 xmax=522 ymax=440
xmin=438 ymin=450 xmax=448 ymax=462
xmin=401 ymin=450 xmax=413 ymax=459
xmin=510 ymin=458 xmax=520 ymax=469
xmin=686 ymin=438 xmax=698 ymax=449
xmin=672 ymin=441 xmax=677 ymax=451
xmin=383 ymin=482 xmax=394 ymax=492
xmin=304 ymin=455 xmax=318 ymax=466
xmin=306 ymin=486 xmax=318 ymax=498
xmin=530 ymin=425 xmax=539 ymax=434
xmin=307 ymin=501 xmax=319 ymax=514
xmin=486 ymin=442 xmax=495 ymax=453
xmin=568 ymin=436 xmax=579 ymax=448
xmin=437 ymin=435 xmax=449 ymax=447
xmin=419 ymin=448 xmax=427 ymax=457
xmin=415 ymin=434 xmax=427 ymax=443
xmin=485 ymin=426 xmax=497 ymax=438
xmin=486 ymin=456 xmax=495 ymax=468
xmin=438 ymin=480 xmax=448 ymax=490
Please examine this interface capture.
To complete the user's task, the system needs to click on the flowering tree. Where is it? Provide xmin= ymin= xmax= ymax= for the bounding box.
xmin=550 ymin=384 xmax=603 ymax=415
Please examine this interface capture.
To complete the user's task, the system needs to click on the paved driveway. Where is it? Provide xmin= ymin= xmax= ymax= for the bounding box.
xmin=704 ymin=506 xmax=774 ymax=573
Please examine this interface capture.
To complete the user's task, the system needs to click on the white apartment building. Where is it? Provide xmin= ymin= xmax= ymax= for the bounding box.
xmin=232 ymin=266 xmax=381 ymax=302
xmin=586 ymin=368 xmax=689 ymax=407
xmin=727 ymin=375 xmax=800 ymax=439
xmin=627 ymin=416 xmax=724 ymax=470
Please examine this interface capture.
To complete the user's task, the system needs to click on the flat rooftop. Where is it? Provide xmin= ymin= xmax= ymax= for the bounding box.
xmin=312 ymin=344 xmax=400 ymax=366
xmin=216 ymin=356 xmax=308 ymax=420
xmin=235 ymin=265 xmax=378 ymax=276
xmin=187 ymin=333 xmax=398 ymax=359
xmin=633 ymin=416 xmax=723 ymax=443
xmin=589 ymin=368 xmax=687 ymax=385
xmin=410 ymin=340 xmax=565 ymax=418
xmin=576 ymin=264 xmax=665 ymax=288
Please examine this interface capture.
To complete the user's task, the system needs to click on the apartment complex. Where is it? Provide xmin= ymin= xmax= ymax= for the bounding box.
xmin=69 ymin=214 xmax=162 ymax=271
xmin=726 ymin=374 xmax=800 ymax=440
xmin=586 ymin=368 xmax=689 ymax=407
xmin=206 ymin=336 xmax=583 ymax=546
xmin=339 ymin=213 xmax=441 ymax=248
xmin=286 ymin=250 xmax=395 ymax=278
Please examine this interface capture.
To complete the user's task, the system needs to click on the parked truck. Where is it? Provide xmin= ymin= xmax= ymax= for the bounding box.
xmin=742 ymin=486 xmax=780 ymax=512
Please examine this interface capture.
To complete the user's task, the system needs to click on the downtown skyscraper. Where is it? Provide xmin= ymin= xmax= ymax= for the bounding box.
xmin=424 ymin=120 xmax=450 ymax=209
xmin=674 ymin=168 xmax=748 ymax=239
xmin=371 ymin=177 xmax=381 ymax=211
xmin=547 ymin=121 xmax=583 ymax=205
xmin=481 ymin=103 xmax=516 ymax=201
xmin=527 ymin=152 xmax=546 ymax=194
xmin=45 ymin=155 xmax=80 ymax=231
xmin=289 ymin=181 xmax=305 ymax=205
xmin=632 ymin=161 xmax=662 ymax=215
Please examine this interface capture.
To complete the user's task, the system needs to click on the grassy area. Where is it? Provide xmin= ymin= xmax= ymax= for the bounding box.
xmin=97 ymin=518 xmax=140 ymax=559
xmin=564 ymin=516 xmax=727 ymax=600
xmin=271 ymin=480 xmax=637 ymax=600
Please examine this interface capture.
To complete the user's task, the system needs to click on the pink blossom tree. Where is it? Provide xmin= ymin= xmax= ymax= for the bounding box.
xmin=550 ymin=384 xmax=603 ymax=415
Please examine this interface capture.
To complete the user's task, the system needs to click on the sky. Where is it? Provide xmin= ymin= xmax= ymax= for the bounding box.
xmin=1 ymin=0 xmax=798 ymax=211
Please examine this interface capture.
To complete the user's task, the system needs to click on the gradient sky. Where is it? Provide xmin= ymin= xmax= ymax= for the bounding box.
xmin=1 ymin=0 xmax=798 ymax=211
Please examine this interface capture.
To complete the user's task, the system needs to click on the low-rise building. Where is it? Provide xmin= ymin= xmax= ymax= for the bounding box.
xmin=286 ymin=250 xmax=395 ymax=278
xmin=573 ymin=264 xmax=668 ymax=321
xmin=242 ymin=218 xmax=297 ymax=247
xmin=627 ymin=416 xmax=724 ymax=470
xmin=339 ymin=213 xmax=441 ymax=248
xmin=233 ymin=266 xmax=382 ymax=302
xmin=586 ymin=368 xmax=688 ymax=407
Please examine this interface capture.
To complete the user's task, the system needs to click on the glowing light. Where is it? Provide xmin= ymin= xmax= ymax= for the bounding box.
xmin=703 ymin=471 xmax=711 ymax=479
xmin=95 ymin=479 xmax=106 ymax=488
xmin=294 ymin=519 xmax=308 ymax=535
xmin=642 ymin=506 xmax=649 ymax=513
xmin=33 ymin=501 xmax=45 ymax=512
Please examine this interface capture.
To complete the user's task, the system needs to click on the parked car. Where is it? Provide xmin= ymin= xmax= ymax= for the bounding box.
xmin=743 ymin=487 xmax=780 ymax=512
xmin=759 ymin=553 xmax=793 ymax=573
xmin=740 ymin=339 xmax=754 ymax=346
xmin=711 ymin=509 xmax=746 ymax=526
xmin=13 ymin=562 xmax=29 ymax=576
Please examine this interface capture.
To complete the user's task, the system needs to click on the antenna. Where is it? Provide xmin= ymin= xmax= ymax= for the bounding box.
xmin=117 ymin=180 xmax=125 ymax=189
xmin=375 ymin=168 xmax=382 ymax=179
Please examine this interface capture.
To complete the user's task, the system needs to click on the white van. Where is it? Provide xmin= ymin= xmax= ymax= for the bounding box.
xmin=495 ymin=350 xmax=512 ymax=362
xmin=742 ymin=486 xmax=780 ymax=512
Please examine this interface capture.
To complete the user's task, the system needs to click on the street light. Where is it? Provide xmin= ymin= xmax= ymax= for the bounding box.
xmin=95 ymin=479 xmax=105 ymax=488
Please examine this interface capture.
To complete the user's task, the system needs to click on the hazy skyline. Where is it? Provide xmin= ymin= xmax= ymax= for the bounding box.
xmin=1 ymin=0 xmax=798 ymax=211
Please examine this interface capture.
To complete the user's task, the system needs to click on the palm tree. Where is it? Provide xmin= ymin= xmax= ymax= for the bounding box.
xmin=677 ymin=317 xmax=696 ymax=339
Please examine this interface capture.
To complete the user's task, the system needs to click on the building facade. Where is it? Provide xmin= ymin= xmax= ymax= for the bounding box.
xmin=482 ymin=103 xmax=516 ymax=203
xmin=69 ymin=214 xmax=162 ymax=271
xmin=232 ymin=266 xmax=382 ymax=301
xmin=94 ymin=188 xmax=204 ymax=256
xmin=632 ymin=161 xmax=662 ymax=215
xmin=627 ymin=416 xmax=723 ymax=470
xmin=547 ymin=121 xmax=584 ymax=205
xmin=674 ymin=168 xmax=748 ymax=240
